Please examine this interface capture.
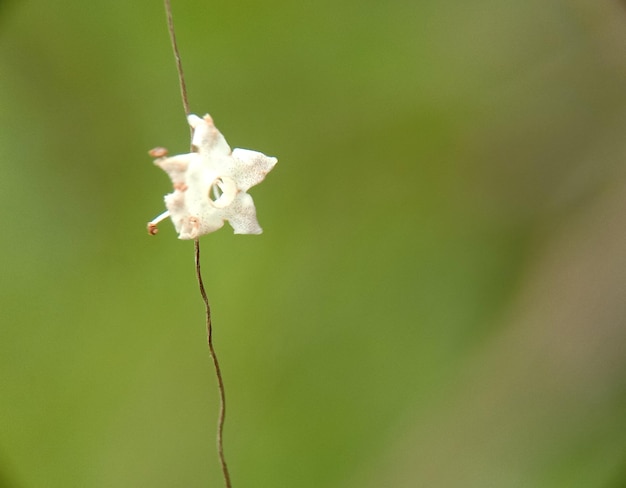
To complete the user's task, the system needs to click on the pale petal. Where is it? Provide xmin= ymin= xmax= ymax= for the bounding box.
xmin=155 ymin=153 xmax=197 ymax=186
xmin=194 ymin=210 xmax=226 ymax=237
xmin=223 ymin=193 xmax=263 ymax=234
xmin=230 ymin=148 xmax=278 ymax=192
xmin=188 ymin=114 xmax=231 ymax=161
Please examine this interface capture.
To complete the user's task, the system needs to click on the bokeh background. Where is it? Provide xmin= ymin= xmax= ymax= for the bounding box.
xmin=2 ymin=0 xmax=626 ymax=487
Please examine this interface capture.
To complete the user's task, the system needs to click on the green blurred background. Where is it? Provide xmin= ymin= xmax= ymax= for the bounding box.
xmin=2 ymin=0 xmax=626 ymax=487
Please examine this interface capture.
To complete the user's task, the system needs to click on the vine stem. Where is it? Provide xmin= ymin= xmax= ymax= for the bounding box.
xmin=163 ymin=0 xmax=232 ymax=486
xmin=195 ymin=239 xmax=232 ymax=488
xmin=164 ymin=0 xmax=190 ymax=116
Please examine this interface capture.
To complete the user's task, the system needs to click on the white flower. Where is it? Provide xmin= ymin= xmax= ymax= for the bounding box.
xmin=147 ymin=114 xmax=277 ymax=239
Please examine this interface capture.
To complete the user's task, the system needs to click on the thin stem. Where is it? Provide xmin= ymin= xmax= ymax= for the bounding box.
xmin=164 ymin=0 xmax=190 ymax=116
xmin=194 ymin=239 xmax=232 ymax=488
xmin=163 ymin=3 xmax=229 ymax=485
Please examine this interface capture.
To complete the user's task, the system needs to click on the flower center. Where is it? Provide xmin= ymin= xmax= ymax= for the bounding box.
xmin=209 ymin=177 xmax=237 ymax=208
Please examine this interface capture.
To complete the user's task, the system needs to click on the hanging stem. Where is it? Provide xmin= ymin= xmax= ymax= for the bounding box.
xmin=163 ymin=1 xmax=231 ymax=486
xmin=195 ymin=239 xmax=232 ymax=488
xmin=164 ymin=0 xmax=190 ymax=116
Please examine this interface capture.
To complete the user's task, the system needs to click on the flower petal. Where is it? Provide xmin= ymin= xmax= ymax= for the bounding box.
xmin=223 ymin=192 xmax=263 ymax=234
xmin=230 ymin=148 xmax=278 ymax=192
xmin=154 ymin=153 xmax=198 ymax=186
xmin=188 ymin=114 xmax=232 ymax=163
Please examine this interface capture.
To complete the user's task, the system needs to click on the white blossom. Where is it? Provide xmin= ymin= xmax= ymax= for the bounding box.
xmin=148 ymin=114 xmax=277 ymax=239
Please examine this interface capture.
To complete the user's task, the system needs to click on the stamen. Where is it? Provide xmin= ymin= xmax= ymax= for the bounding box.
xmin=147 ymin=210 xmax=171 ymax=235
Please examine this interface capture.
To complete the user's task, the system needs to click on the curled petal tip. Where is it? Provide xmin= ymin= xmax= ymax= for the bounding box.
xmin=149 ymin=147 xmax=169 ymax=158
xmin=147 ymin=223 xmax=159 ymax=235
xmin=147 ymin=210 xmax=170 ymax=236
